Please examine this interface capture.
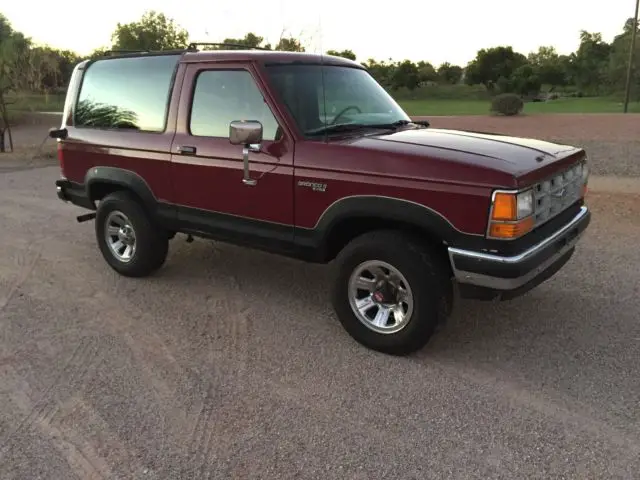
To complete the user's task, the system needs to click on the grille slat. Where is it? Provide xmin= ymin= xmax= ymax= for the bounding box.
xmin=532 ymin=161 xmax=584 ymax=228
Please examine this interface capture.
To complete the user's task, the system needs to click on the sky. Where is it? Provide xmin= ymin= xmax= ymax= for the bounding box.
xmin=2 ymin=0 xmax=635 ymax=66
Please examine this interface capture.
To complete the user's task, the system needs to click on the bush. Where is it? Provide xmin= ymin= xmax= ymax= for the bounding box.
xmin=490 ymin=93 xmax=524 ymax=116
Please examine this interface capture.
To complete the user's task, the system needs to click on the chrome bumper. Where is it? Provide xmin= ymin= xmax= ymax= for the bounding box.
xmin=448 ymin=206 xmax=590 ymax=292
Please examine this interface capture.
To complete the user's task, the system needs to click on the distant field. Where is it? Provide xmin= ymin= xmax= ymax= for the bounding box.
xmin=4 ymin=92 xmax=639 ymax=118
xmin=398 ymin=97 xmax=640 ymax=116
xmin=5 ymin=93 xmax=65 ymax=113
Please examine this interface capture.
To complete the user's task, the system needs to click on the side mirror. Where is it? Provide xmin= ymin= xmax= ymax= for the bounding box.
xmin=229 ymin=120 xmax=263 ymax=146
xmin=48 ymin=127 xmax=68 ymax=140
xmin=229 ymin=120 xmax=262 ymax=186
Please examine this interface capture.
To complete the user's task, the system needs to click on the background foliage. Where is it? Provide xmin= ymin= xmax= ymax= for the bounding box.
xmin=0 ymin=9 xmax=638 ymax=112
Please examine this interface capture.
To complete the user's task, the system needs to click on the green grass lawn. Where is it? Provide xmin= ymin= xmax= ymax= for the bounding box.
xmin=4 ymin=92 xmax=639 ymax=118
xmin=399 ymin=97 xmax=640 ymax=116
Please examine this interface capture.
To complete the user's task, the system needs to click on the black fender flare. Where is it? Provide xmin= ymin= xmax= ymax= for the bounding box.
xmin=306 ymin=196 xmax=480 ymax=260
xmin=84 ymin=166 xmax=157 ymax=212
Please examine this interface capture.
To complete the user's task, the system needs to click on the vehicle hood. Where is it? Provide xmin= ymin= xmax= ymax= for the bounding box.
xmin=361 ymin=127 xmax=582 ymax=179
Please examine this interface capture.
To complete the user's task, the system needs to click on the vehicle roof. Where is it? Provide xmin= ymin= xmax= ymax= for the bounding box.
xmin=97 ymin=49 xmax=364 ymax=68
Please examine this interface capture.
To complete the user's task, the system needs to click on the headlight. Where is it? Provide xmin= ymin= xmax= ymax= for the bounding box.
xmin=580 ymin=160 xmax=589 ymax=198
xmin=582 ymin=161 xmax=589 ymax=183
xmin=516 ymin=190 xmax=534 ymax=219
xmin=488 ymin=189 xmax=535 ymax=240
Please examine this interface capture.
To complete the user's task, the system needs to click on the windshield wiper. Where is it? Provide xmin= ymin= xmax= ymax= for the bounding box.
xmin=305 ymin=123 xmax=395 ymax=136
xmin=306 ymin=120 xmax=417 ymax=137
xmin=367 ymin=119 xmax=430 ymax=129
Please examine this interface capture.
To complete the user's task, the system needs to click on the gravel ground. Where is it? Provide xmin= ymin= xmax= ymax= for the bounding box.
xmin=0 ymin=116 xmax=639 ymax=479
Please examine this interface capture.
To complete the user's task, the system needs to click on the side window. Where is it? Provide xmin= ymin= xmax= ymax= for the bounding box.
xmin=75 ymin=55 xmax=179 ymax=132
xmin=190 ymin=69 xmax=280 ymax=141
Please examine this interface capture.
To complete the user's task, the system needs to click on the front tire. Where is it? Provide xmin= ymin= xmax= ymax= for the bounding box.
xmin=95 ymin=191 xmax=169 ymax=277
xmin=331 ymin=230 xmax=450 ymax=355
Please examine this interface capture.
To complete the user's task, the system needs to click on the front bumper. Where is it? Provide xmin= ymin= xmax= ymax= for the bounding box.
xmin=448 ymin=205 xmax=591 ymax=301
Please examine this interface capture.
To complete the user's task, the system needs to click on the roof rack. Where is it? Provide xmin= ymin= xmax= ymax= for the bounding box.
xmin=99 ymin=43 xmax=271 ymax=58
xmin=102 ymin=48 xmax=188 ymax=57
xmin=186 ymin=42 xmax=271 ymax=51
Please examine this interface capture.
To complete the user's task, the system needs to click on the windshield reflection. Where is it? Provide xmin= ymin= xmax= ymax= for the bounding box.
xmin=264 ymin=64 xmax=412 ymax=137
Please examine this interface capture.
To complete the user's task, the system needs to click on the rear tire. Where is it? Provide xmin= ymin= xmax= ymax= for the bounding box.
xmin=95 ymin=191 xmax=169 ymax=277
xmin=331 ymin=230 xmax=450 ymax=355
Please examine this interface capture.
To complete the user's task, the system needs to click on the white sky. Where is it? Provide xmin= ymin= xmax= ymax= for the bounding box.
xmin=2 ymin=0 xmax=635 ymax=66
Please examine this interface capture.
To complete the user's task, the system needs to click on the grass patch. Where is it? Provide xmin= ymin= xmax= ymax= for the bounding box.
xmin=4 ymin=93 xmax=65 ymax=113
xmin=4 ymin=91 xmax=640 ymax=119
xmin=399 ymin=97 xmax=640 ymax=116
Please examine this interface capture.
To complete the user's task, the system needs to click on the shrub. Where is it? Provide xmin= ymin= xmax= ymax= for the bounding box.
xmin=490 ymin=93 xmax=524 ymax=116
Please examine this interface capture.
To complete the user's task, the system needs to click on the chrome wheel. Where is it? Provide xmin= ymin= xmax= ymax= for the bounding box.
xmin=104 ymin=210 xmax=137 ymax=263
xmin=348 ymin=260 xmax=414 ymax=334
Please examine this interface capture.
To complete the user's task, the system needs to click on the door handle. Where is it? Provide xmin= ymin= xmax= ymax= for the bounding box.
xmin=177 ymin=145 xmax=197 ymax=155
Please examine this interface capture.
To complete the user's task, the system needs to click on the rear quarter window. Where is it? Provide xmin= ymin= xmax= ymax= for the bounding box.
xmin=74 ymin=55 xmax=180 ymax=132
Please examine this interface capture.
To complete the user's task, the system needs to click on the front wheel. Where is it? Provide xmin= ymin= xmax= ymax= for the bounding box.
xmin=331 ymin=230 xmax=451 ymax=355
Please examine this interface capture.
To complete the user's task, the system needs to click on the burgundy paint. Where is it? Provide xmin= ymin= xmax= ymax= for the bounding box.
xmin=58 ymin=51 xmax=586 ymax=238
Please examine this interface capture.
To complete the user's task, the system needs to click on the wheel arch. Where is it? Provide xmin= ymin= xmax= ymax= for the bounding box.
xmin=85 ymin=166 xmax=157 ymax=213
xmin=315 ymin=196 xmax=461 ymax=266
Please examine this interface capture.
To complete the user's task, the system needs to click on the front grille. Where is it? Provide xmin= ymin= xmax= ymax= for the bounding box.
xmin=532 ymin=160 xmax=585 ymax=228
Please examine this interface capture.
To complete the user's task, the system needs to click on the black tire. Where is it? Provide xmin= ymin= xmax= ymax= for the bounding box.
xmin=331 ymin=230 xmax=451 ymax=356
xmin=95 ymin=190 xmax=169 ymax=277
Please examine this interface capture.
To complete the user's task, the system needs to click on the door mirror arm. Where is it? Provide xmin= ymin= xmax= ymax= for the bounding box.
xmin=229 ymin=120 xmax=263 ymax=187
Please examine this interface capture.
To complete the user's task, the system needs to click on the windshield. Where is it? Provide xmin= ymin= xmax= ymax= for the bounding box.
xmin=264 ymin=64 xmax=412 ymax=138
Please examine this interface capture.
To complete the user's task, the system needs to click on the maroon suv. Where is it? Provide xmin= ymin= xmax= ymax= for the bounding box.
xmin=51 ymin=45 xmax=591 ymax=355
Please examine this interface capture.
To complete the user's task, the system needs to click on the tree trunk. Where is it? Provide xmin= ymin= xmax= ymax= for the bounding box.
xmin=0 ymin=100 xmax=12 ymax=153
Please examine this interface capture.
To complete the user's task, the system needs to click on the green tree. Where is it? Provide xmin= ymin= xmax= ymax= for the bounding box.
xmin=111 ymin=10 xmax=189 ymax=51
xmin=511 ymin=64 xmax=542 ymax=96
xmin=326 ymin=49 xmax=356 ymax=60
xmin=465 ymin=46 xmax=527 ymax=90
xmin=391 ymin=60 xmax=420 ymax=90
xmin=274 ymin=36 xmax=304 ymax=52
xmin=608 ymin=18 xmax=640 ymax=98
xmin=416 ymin=61 xmax=437 ymax=84
xmin=527 ymin=46 xmax=568 ymax=87
xmin=0 ymin=13 xmax=31 ymax=151
xmin=361 ymin=58 xmax=395 ymax=88
xmin=215 ymin=32 xmax=271 ymax=50
xmin=437 ymin=62 xmax=463 ymax=84
xmin=568 ymin=31 xmax=611 ymax=94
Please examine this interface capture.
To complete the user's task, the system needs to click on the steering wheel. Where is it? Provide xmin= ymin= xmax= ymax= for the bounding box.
xmin=331 ymin=105 xmax=362 ymax=125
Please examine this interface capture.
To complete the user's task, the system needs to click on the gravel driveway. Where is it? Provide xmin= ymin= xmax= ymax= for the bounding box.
xmin=1 ymin=116 xmax=639 ymax=479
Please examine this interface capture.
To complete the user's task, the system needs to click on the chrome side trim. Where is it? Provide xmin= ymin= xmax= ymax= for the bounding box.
xmin=448 ymin=206 xmax=588 ymax=290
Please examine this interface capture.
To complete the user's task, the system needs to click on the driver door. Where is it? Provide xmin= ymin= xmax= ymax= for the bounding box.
xmin=169 ymin=62 xmax=295 ymax=250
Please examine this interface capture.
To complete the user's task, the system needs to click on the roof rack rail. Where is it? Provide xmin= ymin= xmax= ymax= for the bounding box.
xmin=102 ymin=48 xmax=189 ymax=57
xmin=186 ymin=42 xmax=271 ymax=51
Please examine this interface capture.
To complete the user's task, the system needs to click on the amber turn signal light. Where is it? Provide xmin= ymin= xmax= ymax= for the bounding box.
xmin=491 ymin=192 xmax=517 ymax=221
xmin=488 ymin=217 xmax=535 ymax=239
xmin=488 ymin=189 xmax=535 ymax=240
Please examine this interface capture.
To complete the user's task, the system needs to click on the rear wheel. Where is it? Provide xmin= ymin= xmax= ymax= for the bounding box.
xmin=95 ymin=191 xmax=169 ymax=277
xmin=331 ymin=230 xmax=450 ymax=355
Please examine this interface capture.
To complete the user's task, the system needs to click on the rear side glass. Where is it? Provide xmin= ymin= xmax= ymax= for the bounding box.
xmin=189 ymin=69 xmax=279 ymax=141
xmin=75 ymin=55 xmax=179 ymax=132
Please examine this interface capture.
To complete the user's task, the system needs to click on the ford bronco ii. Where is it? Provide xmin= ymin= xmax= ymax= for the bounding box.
xmin=50 ymin=45 xmax=591 ymax=355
